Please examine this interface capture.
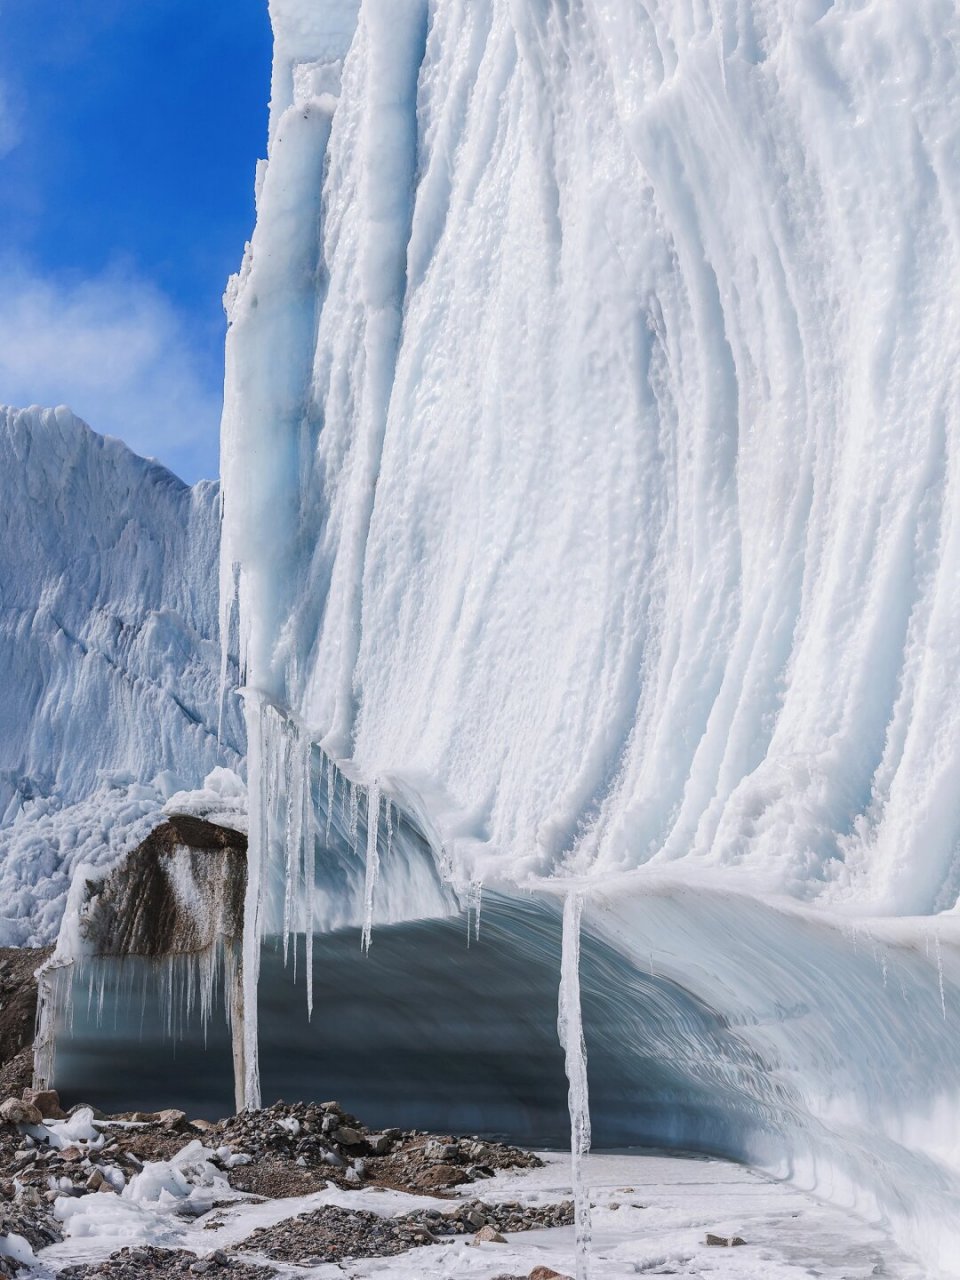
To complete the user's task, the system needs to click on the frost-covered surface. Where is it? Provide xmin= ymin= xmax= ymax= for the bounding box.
xmin=219 ymin=1 xmax=960 ymax=1272
xmin=0 ymin=406 xmax=243 ymax=944
xmin=38 ymin=1150 xmax=924 ymax=1278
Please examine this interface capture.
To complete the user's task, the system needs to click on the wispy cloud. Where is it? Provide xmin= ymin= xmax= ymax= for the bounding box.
xmin=0 ymin=259 xmax=222 ymax=481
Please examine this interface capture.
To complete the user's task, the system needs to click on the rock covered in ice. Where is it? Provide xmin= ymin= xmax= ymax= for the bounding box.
xmin=72 ymin=814 xmax=247 ymax=960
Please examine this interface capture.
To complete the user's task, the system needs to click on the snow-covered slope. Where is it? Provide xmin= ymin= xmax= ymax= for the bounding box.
xmin=0 ymin=405 xmax=243 ymax=943
xmin=220 ymin=2 xmax=960 ymax=1272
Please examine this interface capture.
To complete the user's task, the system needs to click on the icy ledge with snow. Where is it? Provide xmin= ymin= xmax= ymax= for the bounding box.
xmin=0 ymin=405 xmax=244 ymax=945
xmin=219 ymin=1 xmax=960 ymax=1274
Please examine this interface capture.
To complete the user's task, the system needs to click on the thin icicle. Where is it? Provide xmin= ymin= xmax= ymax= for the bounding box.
xmin=466 ymin=880 xmax=483 ymax=946
xmin=385 ymin=800 xmax=394 ymax=863
xmin=362 ymin=782 xmax=381 ymax=953
xmin=282 ymin=723 xmax=302 ymax=967
xmin=558 ymin=891 xmax=592 ymax=1280
xmin=325 ymin=753 xmax=337 ymax=845
xmin=935 ymin=932 xmax=947 ymax=1022
xmin=348 ymin=779 xmax=360 ymax=852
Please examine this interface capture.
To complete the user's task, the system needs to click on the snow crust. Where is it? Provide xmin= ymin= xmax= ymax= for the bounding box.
xmin=0 ymin=405 xmax=243 ymax=944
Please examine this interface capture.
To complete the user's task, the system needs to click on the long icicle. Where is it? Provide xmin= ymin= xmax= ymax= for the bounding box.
xmin=304 ymin=737 xmax=316 ymax=1018
xmin=559 ymin=890 xmax=592 ymax=1280
xmin=361 ymin=781 xmax=381 ymax=953
xmin=240 ymin=695 xmax=266 ymax=1109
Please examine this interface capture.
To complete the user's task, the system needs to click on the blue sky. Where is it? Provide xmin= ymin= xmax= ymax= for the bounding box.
xmin=0 ymin=0 xmax=273 ymax=481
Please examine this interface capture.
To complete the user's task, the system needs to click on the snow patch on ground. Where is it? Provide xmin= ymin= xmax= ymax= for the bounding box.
xmin=38 ymin=1150 xmax=925 ymax=1278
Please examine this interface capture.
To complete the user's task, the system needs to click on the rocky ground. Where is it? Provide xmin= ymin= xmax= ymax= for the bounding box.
xmin=0 ymin=1088 xmax=572 ymax=1279
xmin=233 ymin=1196 xmax=574 ymax=1265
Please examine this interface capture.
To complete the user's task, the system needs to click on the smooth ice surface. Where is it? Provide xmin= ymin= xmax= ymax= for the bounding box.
xmin=218 ymin=1 xmax=960 ymax=1272
xmin=0 ymin=405 xmax=243 ymax=944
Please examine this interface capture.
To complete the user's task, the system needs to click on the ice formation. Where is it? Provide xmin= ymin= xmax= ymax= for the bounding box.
xmin=215 ymin=0 xmax=960 ymax=1273
xmin=0 ymin=405 xmax=244 ymax=944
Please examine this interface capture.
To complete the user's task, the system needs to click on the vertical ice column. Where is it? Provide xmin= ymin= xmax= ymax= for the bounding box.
xmin=559 ymin=890 xmax=592 ymax=1279
xmin=240 ymin=695 xmax=266 ymax=1109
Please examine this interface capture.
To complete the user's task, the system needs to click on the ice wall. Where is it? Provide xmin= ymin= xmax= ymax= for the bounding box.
xmin=221 ymin=1 xmax=960 ymax=1269
xmin=0 ymin=405 xmax=243 ymax=943
xmin=223 ymin=0 xmax=960 ymax=915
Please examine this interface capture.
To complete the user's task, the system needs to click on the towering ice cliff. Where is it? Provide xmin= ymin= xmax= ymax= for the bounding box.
xmin=223 ymin=0 xmax=960 ymax=914
xmin=0 ymin=405 xmax=243 ymax=944
xmin=220 ymin=1 xmax=960 ymax=1272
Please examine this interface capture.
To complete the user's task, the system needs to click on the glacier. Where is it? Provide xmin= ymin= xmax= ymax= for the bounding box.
xmin=0 ymin=405 xmax=244 ymax=945
xmin=210 ymin=0 xmax=960 ymax=1273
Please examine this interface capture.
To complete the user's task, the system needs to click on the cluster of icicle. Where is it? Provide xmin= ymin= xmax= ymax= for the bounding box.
xmin=34 ymin=945 xmax=240 ymax=1096
xmin=240 ymin=695 xmax=399 ymax=1109
xmin=236 ymin=695 xmax=595 ymax=1270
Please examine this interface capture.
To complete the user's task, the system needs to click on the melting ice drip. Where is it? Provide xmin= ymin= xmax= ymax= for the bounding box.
xmin=559 ymin=891 xmax=592 ymax=1279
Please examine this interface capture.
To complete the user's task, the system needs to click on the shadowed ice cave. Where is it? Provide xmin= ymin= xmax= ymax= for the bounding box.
xmin=49 ymin=894 xmax=755 ymax=1154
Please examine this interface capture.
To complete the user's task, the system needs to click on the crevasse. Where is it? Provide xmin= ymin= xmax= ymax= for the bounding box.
xmin=220 ymin=1 xmax=960 ymax=1273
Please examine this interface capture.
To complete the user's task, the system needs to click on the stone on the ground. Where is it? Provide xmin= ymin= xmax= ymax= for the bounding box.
xmin=528 ymin=1268 xmax=573 ymax=1280
xmin=0 ymin=1097 xmax=42 ymax=1126
xmin=472 ymin=1224 xmax=507 ymax=1244
xmin=705 ymin=1232 xmax=747 ymax=1246
xmin=22 ymin=1088 xmax=65 ymax=1119
xmin=157 ymin=1109 xmax=187 ymax=1130
xmin=332 ymin=1125 xmax=363 ymax=1146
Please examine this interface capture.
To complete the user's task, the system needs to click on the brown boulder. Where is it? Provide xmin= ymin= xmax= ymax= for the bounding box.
xmin=472 ymin=1224 xmax=507 ymax=1244
xmin=22 ymin=1087 xmax=65 ymax=1119
xmin=0 ymin=1096 xmax=42 ymax=1126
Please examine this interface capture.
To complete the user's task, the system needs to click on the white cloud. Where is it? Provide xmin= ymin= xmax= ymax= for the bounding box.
xmin=0 ymin=80 xmax=22 ymax=158
xmin=0 ymin=260 xmax=222 ymax=481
